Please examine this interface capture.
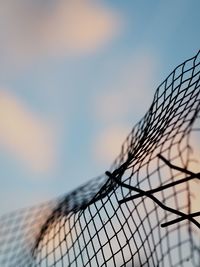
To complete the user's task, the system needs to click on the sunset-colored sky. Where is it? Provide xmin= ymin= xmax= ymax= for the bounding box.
xmin=0 ymin=0 xmax=199 ymax=215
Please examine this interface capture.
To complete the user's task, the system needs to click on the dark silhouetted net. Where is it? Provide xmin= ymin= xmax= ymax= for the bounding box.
xmin=0 ymin=51 xmax=200 ymax=267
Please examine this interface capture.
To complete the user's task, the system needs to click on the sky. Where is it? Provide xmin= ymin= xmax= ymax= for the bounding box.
xmin=0 ymin=0 xmax=199 ymax=217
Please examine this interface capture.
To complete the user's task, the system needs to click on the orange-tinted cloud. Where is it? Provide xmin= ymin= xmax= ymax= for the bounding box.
xmin=0 ymin=91 xmax=56 ymax=173
xmin=41 ymin=0 xmax=121 ymax=56
xmin=94 ymin=52 xmax=157 ymax=123
xmin=1 ymin=0 xmax=121 ymax=69
xmin=93 ymin=51 xmax=157 ymax=164
xmin=93 ymin=125 xmax=129 ymax=164
xmin=187 ymin=134 xmax=200 ymax=222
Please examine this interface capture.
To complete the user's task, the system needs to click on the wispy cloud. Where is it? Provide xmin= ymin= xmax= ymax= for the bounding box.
xmin=93 ymin=125 xmax=129 ymax=164
xmin=93 ymin=51 xmax=158 ymax=164
xmin=187 ymin=134 xmax=200 ymax=222
xmin=94 ymin=51 xmax=157 ymax=124
xmin=0 ymin=91 xmax=56 ymax=173
xmin=0 ymin=0 xmax=121 ymax=70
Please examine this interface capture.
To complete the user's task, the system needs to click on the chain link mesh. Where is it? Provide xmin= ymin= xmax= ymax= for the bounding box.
xmin=0 ymin=51 xmax=200 ymax=266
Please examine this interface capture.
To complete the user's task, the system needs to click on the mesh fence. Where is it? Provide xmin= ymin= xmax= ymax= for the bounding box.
xmin=0 ymin=51 xmax=200 ymax=267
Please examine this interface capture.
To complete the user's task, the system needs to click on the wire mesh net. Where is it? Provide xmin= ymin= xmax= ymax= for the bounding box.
xmin=0 ymin=51 xmax=200 ymax=267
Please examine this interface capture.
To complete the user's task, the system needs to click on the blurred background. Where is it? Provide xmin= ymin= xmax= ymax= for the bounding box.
xmin=0 ymin=0 xmax=199 ymax=215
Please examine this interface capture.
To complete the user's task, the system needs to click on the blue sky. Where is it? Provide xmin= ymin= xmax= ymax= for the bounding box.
xmin=0 ymin=0 xmax=199 ymax=215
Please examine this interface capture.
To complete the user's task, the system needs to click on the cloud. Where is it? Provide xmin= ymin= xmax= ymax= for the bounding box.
xmin=93 ymin=125 xmax=129 ymax=164
xmin=187 ymin=134 xmax=200 ymax=223
xmin=92 ymin=51 xmax=158 ymax=164
xmin=0 ymin=0 xmax=121 ymax=70
xmin=0 ymin=91 xmax=56 ymax=173
xmin=94 ymin=51 xmax=157 ymax=123
xmin=43 ymin=0 xmax=121 ymax=55
xmin=32 ymin=215 xmax=79 ymax=265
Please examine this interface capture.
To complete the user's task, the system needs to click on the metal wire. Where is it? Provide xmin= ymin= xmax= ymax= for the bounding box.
xmin=0 ymin=51 xmax=200 ymax=267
